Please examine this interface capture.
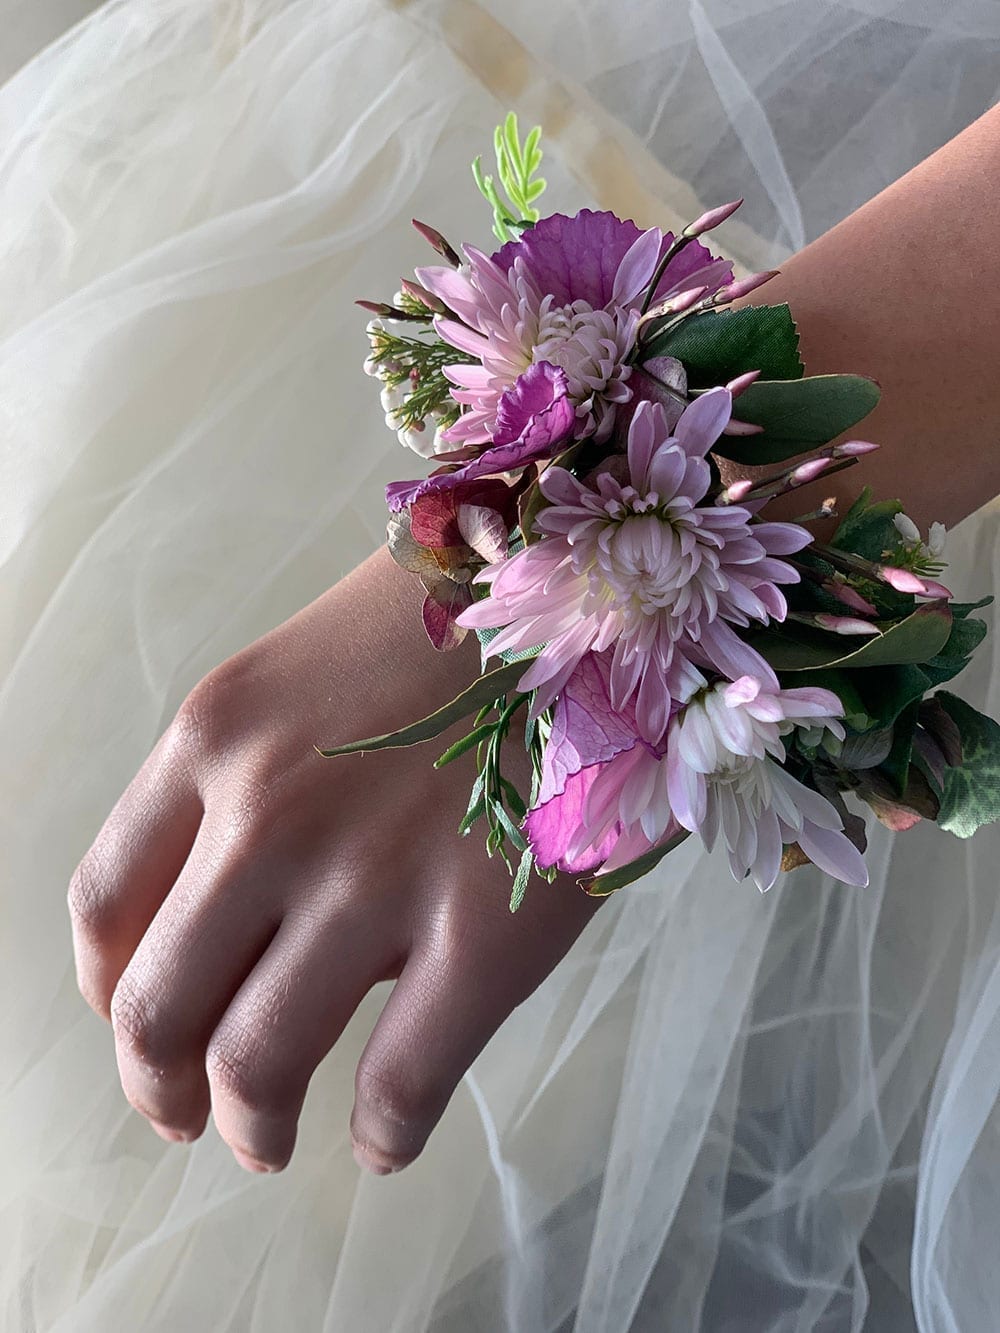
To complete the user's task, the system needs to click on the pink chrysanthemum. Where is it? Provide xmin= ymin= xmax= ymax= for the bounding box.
xmin=457 ymin=391 xmax=812 ymax=742
xmin=525 ymin=659 xmax=869 ymax=891
xmin=415 ymin=209 xmax=733 ymax=449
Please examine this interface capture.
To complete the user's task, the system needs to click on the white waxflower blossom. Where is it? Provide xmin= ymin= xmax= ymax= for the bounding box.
xmin=893 ymin=512 xmax=921 ymax=544
xmin=927 ymin=521 xmax=947 ymax=557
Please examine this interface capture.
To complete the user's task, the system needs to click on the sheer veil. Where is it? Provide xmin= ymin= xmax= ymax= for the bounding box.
xmin=2 ymin=2 xmax=999 ymax=1329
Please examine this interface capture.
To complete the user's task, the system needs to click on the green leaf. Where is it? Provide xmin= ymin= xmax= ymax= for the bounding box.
xmin=830 ymin=486 xmax=904 ymax=562
xmin=434 ymin=722 xmax=498 ymax=768
xmin=934 ymin=691 xmax=1000 ymax=837
xmin=642 ymin=304 xmax=803 ymax=386
xmin=710 ymin=374 xmax=881 ymax=465
xmin=580 ymin=829 xmax=690 ymax=896
xmin=509 ymin=849 xmax=534 ymax=913
xmin=459 ymin=795 xmax=487 ymax=835
xmin=753 ymin=603 xmax=953 ymax=672
xmin=314 ymin=660 xmax=527 ymax=757
xmin=491 ymin=799 xmax=528 ymax=852
xmin=920 ymin=614 xmax=989 ymax=686
xmin=880 ymin=699 xmax=921 ymax=795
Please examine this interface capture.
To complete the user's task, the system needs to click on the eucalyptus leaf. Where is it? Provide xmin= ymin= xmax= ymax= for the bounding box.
xmin=754 ymin=603 xmax=953 ymax=672
xmin=934 ymin=691 xmax=1000 ymax=838
xmin=710 ymin=374 xmax=881 ymax=465
xmin=314 ymin=660 xmax=527 ymax=757
xmin=641 ymin=304 xmax=803 ymax=385
xmin=581 ymin=829 xmax=690 ymax=896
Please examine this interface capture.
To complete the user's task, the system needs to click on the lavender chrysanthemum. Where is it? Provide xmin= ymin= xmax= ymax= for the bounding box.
xmin=415 ymin=209 xmax=733 ymax=450
xmin=457 ymin=391 xmax=812 ymax=743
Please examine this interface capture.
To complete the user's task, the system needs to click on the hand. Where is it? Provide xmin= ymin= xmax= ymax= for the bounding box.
xmin=67 ymin=546 xmax=604 ymax=1174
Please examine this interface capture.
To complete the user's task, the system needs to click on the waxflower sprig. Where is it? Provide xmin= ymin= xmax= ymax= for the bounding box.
xmin=318 ymin=115 xmax=1000 ymax=910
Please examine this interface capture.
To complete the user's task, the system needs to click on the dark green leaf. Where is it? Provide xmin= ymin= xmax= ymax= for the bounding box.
xmin=710 ymin=375 xmax=881 ymax=465
xmin=314 ymin=660 xmax=526 ymax=757
xmin=836 ymin=727 xmax=894 ymax=770
xmin=934 ymin=691 xmax=1000 ymax=838
xmin=951 ymin=596 xmax=994 ymax=619
xmin=830 ymin=486 xmax=904 ymax=562
xmin=920 ymin=615 xmax=989 ymax=686
xmin=434 ymin=722 xmax=498 ymax=768
xmin=580 ymin=829 xmax=690 ymax=896
xmin=753 ymin=604 xmax=953 ymax=672
xmin=879 ymin=700 xmax=921 ymax=795
xmin=640 ymin=304 xmax=804 ymax=386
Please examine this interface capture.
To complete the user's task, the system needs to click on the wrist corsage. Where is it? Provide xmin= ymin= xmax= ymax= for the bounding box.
xmin=320 ymin=114 xmax=1000 ymax=909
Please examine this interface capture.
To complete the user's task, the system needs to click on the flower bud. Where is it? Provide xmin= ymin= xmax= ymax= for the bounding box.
xmin=791 ymin=456 xmax=835 ymax=486
xmin=714 ymin=269 xmax=780 ymax=304
xmin=832 ymin=439 xmax=879 ymax=458
xmin=411 ymin=219 xmax=462 ymax=267
xmin=892 ymin=512 xmax=921 ymax=544
xmin=877 ymin=564 xmax=927 ymax=594
xmin=720 ymin=418 xmax=765 ymax=436
xmin=928 ymin=521 xmax=947 ymax=557
xmin=400 ymin=278 xmax=446 ymax=313
xmin=715 ymin=478 xmax=754 ymax=505
xmin=822 ymin=580 xmax=878 ymax=616
xmin=725 ymin=369 xmax=762 ymax=397
xmin=683 ymin=198 xmax=743 ymax=238
xmin=814 ymin=614 xmax=881 ymax=636
xmin=918 ymin=578 xmax=952 ymax=600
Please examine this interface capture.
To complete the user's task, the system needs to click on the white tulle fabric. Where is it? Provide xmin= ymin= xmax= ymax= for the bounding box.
xmin=2 ymin=2 xmax=1000 ymax=1329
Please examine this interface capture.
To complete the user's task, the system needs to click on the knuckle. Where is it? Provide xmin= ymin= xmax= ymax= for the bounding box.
xmin=109 ymin=974 xmax=176 ymax=1072
xmin=354 ymin=1057 xmax=440 ymax=1136
xmin=66 ymin=851 xmax=112 ymax=937
xmin=206 ymin=1037 xmax=285 ymax=1116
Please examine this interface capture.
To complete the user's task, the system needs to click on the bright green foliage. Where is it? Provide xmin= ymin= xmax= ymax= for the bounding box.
xmin=473 ymin=112 xmax=547 ymax=243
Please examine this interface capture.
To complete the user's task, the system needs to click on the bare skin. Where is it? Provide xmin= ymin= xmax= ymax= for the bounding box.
xmin=69 ymin=103 xmax=1000 ymax=1174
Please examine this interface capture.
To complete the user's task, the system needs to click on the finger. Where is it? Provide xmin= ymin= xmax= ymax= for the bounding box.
xmin=109 ymin=818 xmax=283 ymax=1143
xmin=205 ymin=904 xmax=404 ymax=1172
xmin=349 ymin=888 xmax=597 ymax=1175
xmin=68 ymin=720 xmax=205 ymax=1019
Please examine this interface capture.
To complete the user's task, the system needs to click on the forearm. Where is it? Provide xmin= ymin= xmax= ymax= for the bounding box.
xmin=730 ymin=100 xmax=1000 ymax=533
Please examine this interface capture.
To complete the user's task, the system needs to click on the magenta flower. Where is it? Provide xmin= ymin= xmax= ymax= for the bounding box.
xmin=385 ymin=362 xmax=574 ymax=513
xmin=457 ymin=391 xmax=812 ymax=742
xmin=415 ymin=209 xmax=733 ymax=451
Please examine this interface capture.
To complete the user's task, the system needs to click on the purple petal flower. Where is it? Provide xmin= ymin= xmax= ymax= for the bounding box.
xmin=386 ymin=364 xmax=573 ymax=512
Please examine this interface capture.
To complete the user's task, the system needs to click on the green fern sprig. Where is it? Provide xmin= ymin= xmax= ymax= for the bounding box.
xmin=472 ymin=112 xmax=547 ymax=243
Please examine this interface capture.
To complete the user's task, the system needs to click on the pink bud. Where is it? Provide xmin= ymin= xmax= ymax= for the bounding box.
xmin=832 ymin=439 xmax=879 ymax=458
xmin=815 ymin=614 xmax=881 ymax=636
xmin=400 ymin=278 xmax=445 ymax=312
xmin=823 ymin=581 xmax=878 ymax=615
xmin=791 ymin=456 xmax=835 ymax=485
xmin=877 ymin=565 xmax=928 ymax=594
xmin=356 ymin=299 xmax=394 ymax=315
xmin=917 ymin=578 xmax=952 ymax=600
xmin=715 ymin=269 xmax=780 ymax=304
xmin=411 ymin=219 xmax=462 ymax=266
xmin=725 ymin=369 xmax=762 ymax=397
xmin=683 ymin=198 xmax=743 ymax=238
xmin=720 ymin=418 xmax=765 ymax=436
xmin=715 ymin=478 xmax=754 ymax=505
xmin=666 ymin=284 xmax=708 ymax=314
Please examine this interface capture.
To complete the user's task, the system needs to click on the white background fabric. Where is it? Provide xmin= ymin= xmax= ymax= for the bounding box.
xmin=2 ymin=2 xmax=999 ymax=1329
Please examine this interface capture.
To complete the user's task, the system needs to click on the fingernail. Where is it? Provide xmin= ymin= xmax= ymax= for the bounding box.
xmin=351 ymin=1140 xmax=396 ymax=1176
xmin=149 ymin=1119 xmax=188 ymax=1144
xmin=232 ymin=1148 xmax=281 ymax=1174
